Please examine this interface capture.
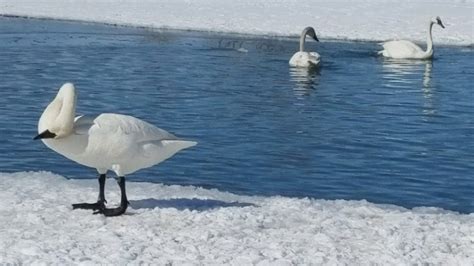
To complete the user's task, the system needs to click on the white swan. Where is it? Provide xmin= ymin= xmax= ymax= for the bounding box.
xmin=34 ymin=83 xmax=197 ymax=216
xmin=378 ymin=17 xmax=445 ymax=59
xmin=289 ymin=27 xmax=321 ymax=67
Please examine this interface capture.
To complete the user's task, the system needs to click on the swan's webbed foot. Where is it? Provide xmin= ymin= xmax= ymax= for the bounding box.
xmin=72 ymin=173 xmax=107 ymax=211
xmin=93 ymin=201 xmax=128 ymax=217
xmin=93 ymin=176 xmax=128 ymax=217
xmin=72 ymin=200 xmax=106 ymax=210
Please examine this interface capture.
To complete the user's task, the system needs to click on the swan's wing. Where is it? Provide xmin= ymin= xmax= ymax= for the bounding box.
xmin=73 ymin=115 xmax=96 ymax=135
xmin=381 ymin=40 xmax=424 ymax=57
xmin=383 ymin=40 xmax=423 ymax=52
xmin=290 ymin=52 xmax=320 ymax=67
xmin=88 ymin=113 xmax=178 ymax=142
xmin=69 ymin=113 xmax=195 ymax=173
xmin=289 ymin=52 xmax=303 ymax=66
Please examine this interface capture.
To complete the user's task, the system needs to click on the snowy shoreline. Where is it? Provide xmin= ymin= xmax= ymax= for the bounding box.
xmin=2 ymin=14 xmax=472 ymax=49
xmin=0 ymin=0 xmax=473 ymax=46
xmin=1 ymin=171 xmax=473 ymax=264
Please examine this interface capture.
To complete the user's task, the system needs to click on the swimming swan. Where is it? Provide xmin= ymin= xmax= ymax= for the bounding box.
xmin=378 ymin=17 xmax=445 ymax=59
xmin=34 ymin=83 xmax=197 ymax=216
xmin=289 ymin=27 xmax=321 ymax=67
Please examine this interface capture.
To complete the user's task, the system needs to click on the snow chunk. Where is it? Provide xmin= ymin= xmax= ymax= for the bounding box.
xmin=0 ymin=171 xmax=473 ymax=264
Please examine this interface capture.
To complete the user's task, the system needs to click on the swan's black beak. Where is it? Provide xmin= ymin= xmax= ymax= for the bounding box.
xmin=437 ymin=18 xmax=445 ymax=29
xmin=34 ymin=130 xmax=56 ymax=140
xmin=313 ymin=36 xmax=319 ymax=42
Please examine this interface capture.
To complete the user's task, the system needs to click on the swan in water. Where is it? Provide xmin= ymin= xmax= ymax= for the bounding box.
xmin=34 ymin=83 xmax=197 ymax=216
xmin=289 ymin=26 xmax=321 ymax=67
xmin=378 ymin=17 xmax=445 ymax=59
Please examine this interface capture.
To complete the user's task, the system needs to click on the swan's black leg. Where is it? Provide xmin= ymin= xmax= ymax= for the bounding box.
xmin=72 ymin=174 xmax=107 ymax=210
xmin=94 ymin=176 xmax=128 ymax=217
xmin=98 ymin=173 xmax=106 ymax=203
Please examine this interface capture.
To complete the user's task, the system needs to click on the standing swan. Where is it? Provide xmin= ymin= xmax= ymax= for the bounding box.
xmin=289 ymin=27 xmax=321 ymax=67
xmin=378 ymin=17 xmax=445 ymax=59
xmin=34 ymin=83 xmax=197 ymax=216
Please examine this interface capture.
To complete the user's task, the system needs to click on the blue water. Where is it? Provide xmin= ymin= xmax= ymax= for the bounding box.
xmin=1 ymin=17 xmax=473 ymax=213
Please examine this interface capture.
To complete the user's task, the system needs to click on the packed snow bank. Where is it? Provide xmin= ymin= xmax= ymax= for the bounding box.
xmin=0 ymin=0 xmax=472 ymax=45
xmin=0 ymin=172 xmax=473 ymax=264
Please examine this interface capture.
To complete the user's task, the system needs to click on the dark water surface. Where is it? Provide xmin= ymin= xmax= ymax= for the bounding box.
xmin=1 ymin=17 xmax=473 ymax=212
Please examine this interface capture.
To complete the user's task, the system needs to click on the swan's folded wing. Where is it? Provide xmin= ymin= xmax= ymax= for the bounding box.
xmin=90 ymin=113 xmax=178 ymax=142
xmin=73 ymin=115 xmax=97 ymax=135
xmin=382 ymin=40 xmax=423 ymax=56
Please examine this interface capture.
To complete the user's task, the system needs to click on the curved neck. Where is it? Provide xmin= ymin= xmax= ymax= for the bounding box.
xmin=425 ymin=22 xmax=434 ymax=55
xmin=299 ymin=29 xmax=308 ymax=52
xmin=56 ymin=89 xmax=76 ymax=133
xmin=39 ymin=87 xmax=77 ymax=137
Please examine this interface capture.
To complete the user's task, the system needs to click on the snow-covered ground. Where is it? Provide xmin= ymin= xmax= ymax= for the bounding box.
xmin=0 ymin=172 xmax=473 ymax=264
xmin=0 ymin=0 xmax=473 ymax=45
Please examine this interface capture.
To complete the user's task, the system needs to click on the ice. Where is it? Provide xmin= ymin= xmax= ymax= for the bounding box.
xmin=0 ymin=171 xmax=473 ymax=264
xmin=0 ymin=0 xmax=472 ymax=45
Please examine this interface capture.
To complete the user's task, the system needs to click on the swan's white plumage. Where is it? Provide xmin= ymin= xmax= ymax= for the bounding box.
xmin=38 ymin=83 xmax=196 ymax=176
xmin=378 ymin=16 xmax=444 ymax=60
xmin=289 ymin=51 xmax=321 ymax=67
xmin=289 ymin=26 xmax=321 ymax=67
xmin=378 ymin=40 xmax=429 ymax=59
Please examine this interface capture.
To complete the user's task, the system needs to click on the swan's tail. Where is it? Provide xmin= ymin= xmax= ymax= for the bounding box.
xmin=377 ymin=50 xmax=384 ymax=55
xmin=162 ymin=140 xmax=197 ymax=151
xmin=142 ymin=139 xmax=197 ymax=164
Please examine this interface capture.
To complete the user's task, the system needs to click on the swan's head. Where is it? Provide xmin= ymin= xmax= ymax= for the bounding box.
xmin=432 ymin=16 xmax=445 ymax=28
xmin=303 ymin=27 xmax=319 ymax=42
xmin=35 ymin=83 xmax=77 ymax=140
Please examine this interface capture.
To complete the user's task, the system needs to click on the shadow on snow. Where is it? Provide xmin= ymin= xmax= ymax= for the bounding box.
xmin=129 ymin=198 xmax=256 ymax=211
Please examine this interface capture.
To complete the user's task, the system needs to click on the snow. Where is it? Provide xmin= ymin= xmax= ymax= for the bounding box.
xmin=0 ymin=0 xmax=473 ymax=45
xmin=0 ymin=171 xmax=473 ymax=264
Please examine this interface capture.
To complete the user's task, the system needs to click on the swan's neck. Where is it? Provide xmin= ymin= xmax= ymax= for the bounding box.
xmin=39 ymin=86 xmax=77 ymax=137
xmin=299 ymin=29 xmax=308 ymax=52
xmin=424 ymin=22 xmax=435 ymax=56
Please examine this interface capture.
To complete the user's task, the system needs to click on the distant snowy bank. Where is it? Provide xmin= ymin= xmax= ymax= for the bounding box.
xmin=0 ymin=171 xmax=473 ymax=264
xmin=0 ymin=0 xmax=473 ymax=46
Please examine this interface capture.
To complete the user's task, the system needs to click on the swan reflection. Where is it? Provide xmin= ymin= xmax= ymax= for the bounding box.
xmin=382 ymin=59 xmax=436 ymax=116
xmin=423 ymin=61 xmax=432 ymax=88
xmin=421 ymin=61 xmax=436 ymax=115
xmin=289 ymin=66 xmax=320 ymax=98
